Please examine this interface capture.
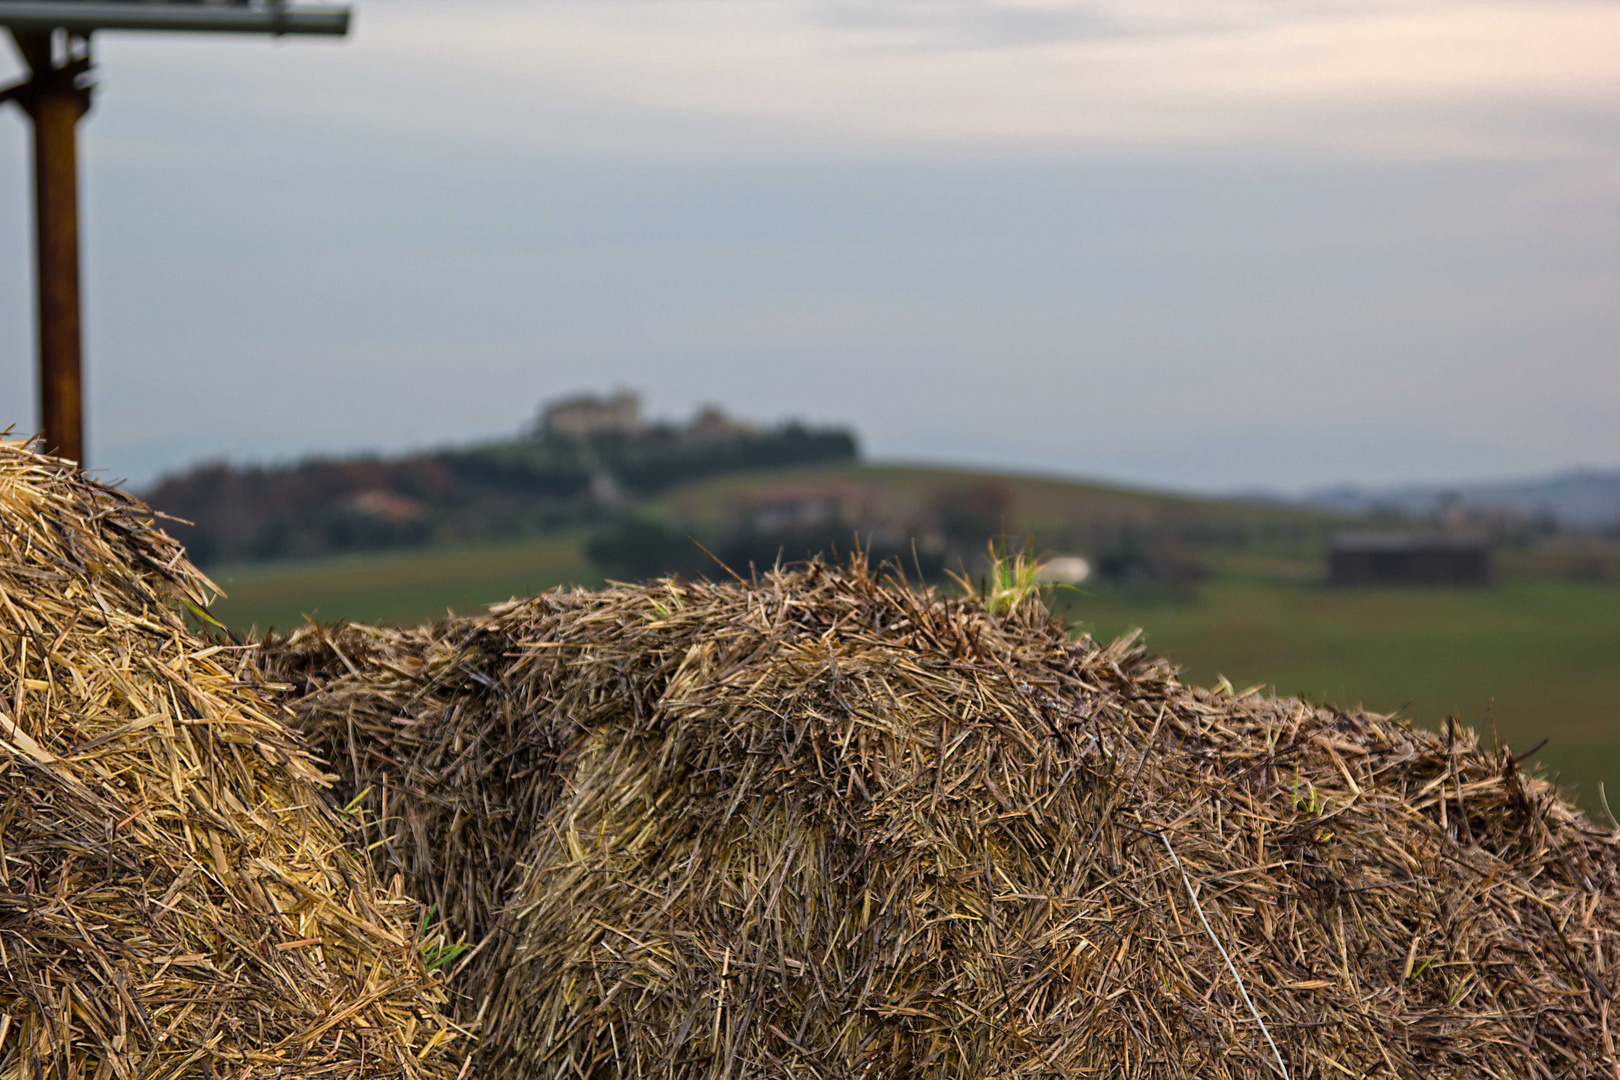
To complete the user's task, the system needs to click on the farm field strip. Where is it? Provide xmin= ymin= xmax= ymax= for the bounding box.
xmin=211 ymin=535 xmax=1620 ymax=809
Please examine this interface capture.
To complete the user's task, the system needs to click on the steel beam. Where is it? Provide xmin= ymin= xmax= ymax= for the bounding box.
xmin=0 ymin=3 xmax=350 ymax=37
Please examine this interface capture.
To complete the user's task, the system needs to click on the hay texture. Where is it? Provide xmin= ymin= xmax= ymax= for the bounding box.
xmin=269 ymin=561 xmax=1620 ymax=1079
xmin=0 ymin=444 xmax=461 ymax=1080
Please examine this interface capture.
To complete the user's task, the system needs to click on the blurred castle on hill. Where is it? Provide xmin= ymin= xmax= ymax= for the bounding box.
xmin=536 ymin=390 xmax=756 ymax=444
xmin=540 ymin=391 xmax=643 ymax=440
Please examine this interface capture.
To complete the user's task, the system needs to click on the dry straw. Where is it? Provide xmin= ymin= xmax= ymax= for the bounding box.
xmin=0 ymin=443 xmax=463 ymax=1080
xmin=269 ymin=556 xmax=1620 ymax=1079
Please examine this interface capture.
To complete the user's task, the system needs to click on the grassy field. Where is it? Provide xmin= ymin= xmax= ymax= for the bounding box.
xmin=1063 ymin=572 xmax=1620 ymax=810
xmin=206 ymin=532 xmax=1620 ymax=810
xmin=207 ymin=531 xmax=599 ymax=633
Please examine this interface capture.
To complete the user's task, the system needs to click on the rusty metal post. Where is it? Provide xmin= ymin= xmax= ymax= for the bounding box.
xmin=11 ymin=29 xmax=92 ymax=464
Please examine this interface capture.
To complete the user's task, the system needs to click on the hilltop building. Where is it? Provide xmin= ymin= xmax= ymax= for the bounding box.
xmin=536 ymin=392 xmax=761 ymax=444
xmin=541 ymin=391 xmax=645 ymax=440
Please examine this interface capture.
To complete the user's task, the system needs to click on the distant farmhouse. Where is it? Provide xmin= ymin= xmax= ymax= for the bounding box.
xmin=739 ymin=481 xmax=879 ymax=537
xmin=1329 ymin=532 xmax=1492 ymax=587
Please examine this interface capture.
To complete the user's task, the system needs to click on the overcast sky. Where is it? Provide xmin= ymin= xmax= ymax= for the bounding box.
xmin=2 ymin=0 xmax=1617 ymax=493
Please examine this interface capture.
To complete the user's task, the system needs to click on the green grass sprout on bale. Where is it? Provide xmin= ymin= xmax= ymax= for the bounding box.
xmin=417 ymin=903 xmax=472 ymax=973
xmin=961 ymin=539 xmax=1049 ymax=617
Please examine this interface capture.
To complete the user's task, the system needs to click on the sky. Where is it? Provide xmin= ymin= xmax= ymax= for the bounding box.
xmin=1 ymin=0 xmax=1617 ymax=494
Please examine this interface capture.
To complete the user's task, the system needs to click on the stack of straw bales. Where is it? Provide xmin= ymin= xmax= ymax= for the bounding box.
xmin=269 ymin=561 xmax=1620 ymax=1079
xmin=0 ymin=444 xmax=462 ymax=1080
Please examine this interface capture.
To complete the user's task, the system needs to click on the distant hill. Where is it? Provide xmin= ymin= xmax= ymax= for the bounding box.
xmin=144 ymin=386 xmax=1353 ymax=581
xmin=656 ymin=462 xmax=1333 ymax=539
xmin=145 ymin=412 xmax=857 ymax=565
xmin=205 ymin=459 xmax=1346 ymax=629
xmin=1300 ymin=468 xmax=1620 ymax=531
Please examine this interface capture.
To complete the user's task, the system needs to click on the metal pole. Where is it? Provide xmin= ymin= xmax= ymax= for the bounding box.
xmin=11 ymin=29 xmax=91 ymax=464
xmin=0 ymin=8 xmax=348 ymax=464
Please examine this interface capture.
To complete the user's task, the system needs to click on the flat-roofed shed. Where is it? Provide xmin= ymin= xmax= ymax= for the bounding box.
xmin=1328 ymin=530 xmax=1492 ymax=586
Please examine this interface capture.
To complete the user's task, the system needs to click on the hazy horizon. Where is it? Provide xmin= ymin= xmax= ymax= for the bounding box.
xmin=4 ymin=0 xmax=1616 ymax=493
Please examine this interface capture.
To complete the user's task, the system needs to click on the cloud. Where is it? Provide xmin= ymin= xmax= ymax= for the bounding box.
xmin=349 ymin=0 xmax=1620 ymax=160
xmin=49 ymin=0 xmax=1620 ymax=171
xmin=2 ymin=0 xmax=1616 ymax=490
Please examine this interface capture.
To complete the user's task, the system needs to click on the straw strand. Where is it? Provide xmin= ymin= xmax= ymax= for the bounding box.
xmin=1161 ymin=830 xmax=1290 ymax=1080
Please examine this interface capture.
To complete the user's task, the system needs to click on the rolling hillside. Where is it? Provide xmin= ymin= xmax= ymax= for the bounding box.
xmin=653 ymin=461 xmax=1331 ymax=539
xmin=209 ymin=460 xmax=1333 ymax=626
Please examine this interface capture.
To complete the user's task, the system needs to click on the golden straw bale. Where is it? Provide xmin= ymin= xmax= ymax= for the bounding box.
xmin=272 ymin=561 xmax=1620 ymax=1079
xmin=0 ymin=443 xmax=463 ymax=1080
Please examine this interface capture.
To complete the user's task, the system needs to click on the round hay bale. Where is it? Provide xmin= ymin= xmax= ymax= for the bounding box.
xmin=0 ymin=444 xmax=463 ymax=1079
xmin=270 ymin=562 xmax=1620 ymax=1079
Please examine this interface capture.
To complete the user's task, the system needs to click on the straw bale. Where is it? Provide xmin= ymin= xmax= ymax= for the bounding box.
xmin=269 ymin=560 xmax=1620 ymax=1079
xmin=0 ymin=444 xmax=462 ymax=1080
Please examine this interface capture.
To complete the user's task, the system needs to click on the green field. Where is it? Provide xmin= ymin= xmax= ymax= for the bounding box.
xmin=1065 ymin=572 xmax=1620 ymax=809
xmin=207 ymin=534 xmax=1620 ymax=811
xmin=208 ymin=531 xmax=599 ymax=633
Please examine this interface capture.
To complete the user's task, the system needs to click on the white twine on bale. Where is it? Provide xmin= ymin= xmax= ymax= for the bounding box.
xmin=1160 ymin=831 xmax=1291 ymax=1080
